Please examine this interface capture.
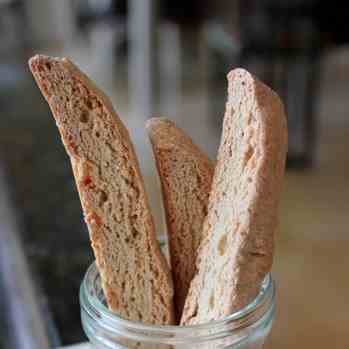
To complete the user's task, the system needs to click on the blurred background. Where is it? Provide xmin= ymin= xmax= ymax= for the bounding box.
xmin=0 ymin=0 xmax=348 ymax=348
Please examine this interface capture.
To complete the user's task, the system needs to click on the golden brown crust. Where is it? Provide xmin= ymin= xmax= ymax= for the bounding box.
xmin=181 ymin=68 xmax=287 ymax=325
xmin=29 ymin=55 xmax=174 ymax=325
xmin=146 ymin=118 xmax=214 ymax=320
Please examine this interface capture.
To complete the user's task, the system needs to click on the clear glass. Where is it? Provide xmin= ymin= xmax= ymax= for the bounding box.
xmin=80 ymin=262 xmax=275 ymax=349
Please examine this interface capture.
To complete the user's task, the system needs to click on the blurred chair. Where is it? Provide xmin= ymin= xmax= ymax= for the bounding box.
xmin=207 ymin=0 xmax=325 ymax=169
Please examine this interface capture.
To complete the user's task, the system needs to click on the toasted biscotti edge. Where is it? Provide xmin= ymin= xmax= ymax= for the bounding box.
xmin=181 ymin=68 xmax=287 ymax=325
xmin=147 ymin=117 xmax=214 ymax=319
xmin=29 ymin=55 xmax=175 ymax=325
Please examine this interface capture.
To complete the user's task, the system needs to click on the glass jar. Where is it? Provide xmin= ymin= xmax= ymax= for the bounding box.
xmin=80 ymin=262 xmax=275 ymax=349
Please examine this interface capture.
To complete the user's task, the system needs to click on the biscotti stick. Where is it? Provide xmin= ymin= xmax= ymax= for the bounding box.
xmin=147 ymin=118 xmax=214 ymax=319
xmin=29 ymin=55 xmax=174 ymax=325
xmin=181 ymin=68 xmax=287 ymax=325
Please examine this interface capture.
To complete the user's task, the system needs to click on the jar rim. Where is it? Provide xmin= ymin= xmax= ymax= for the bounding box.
xmin=80 ymin=261 xmax=275 ymax=337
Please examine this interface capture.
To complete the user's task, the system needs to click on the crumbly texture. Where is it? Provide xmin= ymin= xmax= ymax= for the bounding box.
xmin=181 ymin=68 xmax=288 ymax=325
xmin=29 ymin=55 xmax=174 ymax=325
xmin=147 ymin=118 xmax=214 ymax=320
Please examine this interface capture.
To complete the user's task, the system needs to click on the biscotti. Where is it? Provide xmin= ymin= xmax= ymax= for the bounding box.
xmin=29 ymin=55 xmax=175 ymax=325
xmin=181 ymin=68 xmax=287 ymax=325
xmin=147 ymin=118 xmax=214 ymax=319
